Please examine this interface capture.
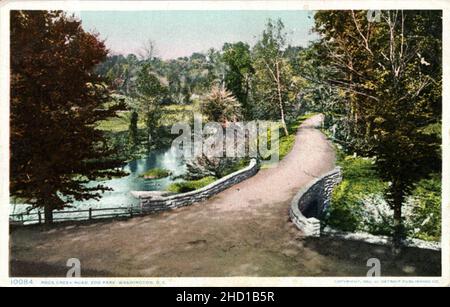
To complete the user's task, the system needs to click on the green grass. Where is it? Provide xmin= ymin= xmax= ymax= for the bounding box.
xmin=326 ymin=149 xmax=441 ymax=241
xmin=409 ymin=174 xmax=441 ymax=241
xmin=325 ymin=153 xmax=387 ymax=232
xmin=159 ymin=104 xmax=198 ymax=126
xmin=97 ymin=104 xmax=198 ymax=133
xmin=278 ymin=134 xmax=296 ymax=161
xmin=167 ymin=176 xmax=217 ymax=193
xmin=97 ymin=111 xmax=146 ymax=132
xmin=139 ymin=168 xmax=171 ymax=180
xmin=222 ymin=158 xmax=250 ymax=177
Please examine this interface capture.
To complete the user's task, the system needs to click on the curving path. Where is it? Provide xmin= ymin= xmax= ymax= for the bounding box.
xmin=10 ymin=114 xmax=440 ymax=277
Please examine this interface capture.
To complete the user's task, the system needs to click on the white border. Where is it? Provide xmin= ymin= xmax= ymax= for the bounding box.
xmin=0 ymin=0 xmax=449 ymax=287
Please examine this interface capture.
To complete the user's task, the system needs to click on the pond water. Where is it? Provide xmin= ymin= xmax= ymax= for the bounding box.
xmin=10 ymin=146 xmax=186 ymax=222
xmin=84 ymin=146 xmax=186 ymax=207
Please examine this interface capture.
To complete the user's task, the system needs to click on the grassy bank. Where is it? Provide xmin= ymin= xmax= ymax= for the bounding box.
xmin=167 ymin=176 xmax=217 ymax=193
xmin=97 ymin=104 xmax=198 ymax=133
xmin=324 ymin=148 xmax=441 ymax=242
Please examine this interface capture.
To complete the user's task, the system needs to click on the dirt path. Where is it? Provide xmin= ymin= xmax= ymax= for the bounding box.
xmin=10 ymin=115 xmax=441 ymax=277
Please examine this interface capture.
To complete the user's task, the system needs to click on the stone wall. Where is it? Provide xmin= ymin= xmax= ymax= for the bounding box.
xmin=289 ymin=167 xmax=342 ymax=237
xmin=131 ymin=159 xmax=259 ymax=213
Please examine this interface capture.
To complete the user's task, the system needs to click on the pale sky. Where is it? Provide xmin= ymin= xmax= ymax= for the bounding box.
xmin=74 ymin=11 xmax=319 ymax=59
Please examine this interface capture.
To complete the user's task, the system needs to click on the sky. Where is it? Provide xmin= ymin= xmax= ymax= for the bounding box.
xmin=74 ymin=11 xmax=319 ymax=59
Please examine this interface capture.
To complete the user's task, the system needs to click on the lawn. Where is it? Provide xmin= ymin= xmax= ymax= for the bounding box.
xmin=167 ymin=176 xmax=217 ymax=193
xmin=324 ymin=147 xmax=441 ymax=242
xmin=97 ymin=103 xmax=199 ymax=133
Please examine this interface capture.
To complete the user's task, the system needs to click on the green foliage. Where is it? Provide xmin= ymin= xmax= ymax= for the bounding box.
xmin=97 ymin=110 xmax=146 ymax=132
xmin=222 ymin=42 xmax=254 ymax=119
xmin=139 ymin=168 xmax=171 ymax=180
xmin=137 ymin=64 xmax=169 ymax=142
xmin=326 ymin=155 xmax=387 ymax=232
xmin=409 ymin=174 xmax=441 ymax=241
xmin=10 ymin=11 xmax=127 ymax=223
xmin=201 ymin=86 xmax=242 ymax=123
xmin=159 ymin=104 xmax=197 ymax=126
xmin=221 ymin=158 xmax=250 ymax=177
xmin=278 ymin=135 xmax=296 ymax=161
xmin=326 ymin=151 xmax=441 ymax=241
xmin=167 ymin=176 xmax=217 ymax=193
xmin=252 ymin=19 xmax=299 ymax=135
xmin=314 ymin=10 xmax=442 ymax=243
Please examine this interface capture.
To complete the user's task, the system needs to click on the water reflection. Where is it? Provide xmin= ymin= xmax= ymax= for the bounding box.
xmin=85 ymin=146 xmax=186 ymax=207
xmin=11 ymin=146 xmax=186 ymax=217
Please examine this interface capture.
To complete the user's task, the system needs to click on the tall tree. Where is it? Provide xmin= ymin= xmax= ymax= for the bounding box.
xmin=252 ymin=19 xmax=296 ymax=136
xmin=136 ymin=63 xmax=168 ymax=150
xmin=314 ymin=10 xmax=442 ymax=247
xmin=222 ymin=42 xmax=254 ymax=119
xmin=10 ymin=11 xmax=126 ymax=223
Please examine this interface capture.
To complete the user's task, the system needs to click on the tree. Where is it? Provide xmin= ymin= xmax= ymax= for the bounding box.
xmin=139 ymin=39 xmax=157 ymax=61
xmin=252 ymin=19 xmax=296 ymax=136
xmin=294 ymin=43 xmax=347 ymax=140
xmin=314 ymin=10 xmax=442 ymax=248
xmin=136 ymin=63 xmax=168 ymax=150
xmin=222 ymin=42 xmax=254 ymax=119
xmin=201 ymin=85 xmax=242 ymax=123
xmin=10 ymin=11 xmax=126 ymax=223
xmin=128 ymin=107 xmax=139 ymax=148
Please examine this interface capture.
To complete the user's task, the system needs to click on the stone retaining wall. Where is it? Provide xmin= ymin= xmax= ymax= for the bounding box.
xmin=132 ymin=159 xmax=259 ymax=213
xmin=289 ymin=167 xmax=342 ymax=237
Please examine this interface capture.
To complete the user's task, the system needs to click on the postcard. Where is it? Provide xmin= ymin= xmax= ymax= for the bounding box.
xmin=0 ymin=0 xmax=448 ymax=290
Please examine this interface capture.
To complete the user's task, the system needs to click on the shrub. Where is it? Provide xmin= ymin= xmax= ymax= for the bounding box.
xmin=139 ymin=168 xmax=171 ymax=180
xmin=167 ymin=176 xmax=217 ymax=193
xmin=325 ymin=151 xmax=441 ymax=241
xmin=324 ymin=154 xmax=387 ymax=232
xmin=408 ymin=174 xmax=441 ymax=241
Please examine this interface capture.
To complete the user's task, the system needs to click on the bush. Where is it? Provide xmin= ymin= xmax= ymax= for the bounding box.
xmin=324 ymin=155 xmax=387 ymax=232
xmin=167 ymin=176 xmax=217 ymax=193
xmin=139 ymin=168 xmax=171 ymax=180
xmin=325 ymin=151 xmax=441 ymax=241
xmin=409 ymin=174 xmax=441 ymax=241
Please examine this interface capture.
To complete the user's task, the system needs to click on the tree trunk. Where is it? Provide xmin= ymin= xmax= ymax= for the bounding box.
xmin=275 ymin=61 xmax=289 ymax=136
xmin=280 ymin=109 xmax=289 ymax=137
xmin=129 ymin=111 xmax=138 ymax=148
xmin=44 ymin=204 xmax=53 ymax=225
xmin=391 ymin=189 xmax=405 ymax=254
xmin=146 ymin=111 xmax=153 ymax=152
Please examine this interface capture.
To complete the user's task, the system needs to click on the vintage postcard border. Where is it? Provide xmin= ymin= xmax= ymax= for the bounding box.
xmin=0 ymin=0 xmax=448 ymax=287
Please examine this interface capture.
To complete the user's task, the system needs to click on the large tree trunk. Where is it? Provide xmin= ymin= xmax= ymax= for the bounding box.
xmin=391 ymin=187 xmax=406 ymax=254
xmin=44 ymin=204 xmax=53 ymax=225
